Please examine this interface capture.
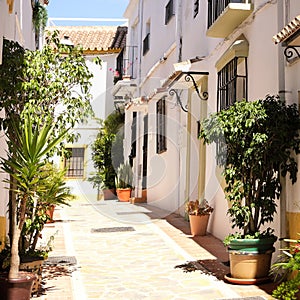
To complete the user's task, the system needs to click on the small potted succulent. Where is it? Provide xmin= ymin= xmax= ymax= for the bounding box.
xmin=115 ymin=162 xmax=133 ymax=202
xmin=185 ymin=199 xmax=214 ymax=236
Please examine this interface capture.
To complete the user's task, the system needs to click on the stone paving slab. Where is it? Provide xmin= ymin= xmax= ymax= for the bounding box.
xmin=34 ymin=198 xmax=275 ymax=299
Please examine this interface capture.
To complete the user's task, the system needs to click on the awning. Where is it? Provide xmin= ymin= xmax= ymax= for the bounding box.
xmin=273 ymin=15 xmax=300 ymax=45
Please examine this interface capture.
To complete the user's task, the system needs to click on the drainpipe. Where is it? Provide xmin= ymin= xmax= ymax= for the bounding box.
xmin=278 ymin=0 xmax=287 ymax=241
xmin=176 ymin=0 xmax=183 ymax=212
xmin=185 ymin=89 xmax=192 ymax=205
xmin=137 ymin=0 xmax=144 ymax=96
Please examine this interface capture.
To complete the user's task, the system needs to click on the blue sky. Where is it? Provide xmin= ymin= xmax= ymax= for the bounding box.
xmin=47 ymin=0 xmax=129 ymax=26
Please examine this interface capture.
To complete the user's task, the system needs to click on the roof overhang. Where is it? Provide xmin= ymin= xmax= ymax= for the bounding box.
xmin=273 ymin=15 xmax=300 ymax=45
xmin=273 ymin=15 xmax=300 ymax=62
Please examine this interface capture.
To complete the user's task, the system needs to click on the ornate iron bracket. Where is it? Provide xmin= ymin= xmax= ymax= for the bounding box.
xmin=284 ymin=45 xmax=300 ymax=62
xmin=169 ymin=89 xmax=188 ymax=112
xmin=184 ymin=72 xmax=208 ymax=101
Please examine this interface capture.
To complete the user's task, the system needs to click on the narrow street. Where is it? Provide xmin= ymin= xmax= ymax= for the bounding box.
xmin=35 ymin=196 xmax=275 ymax=300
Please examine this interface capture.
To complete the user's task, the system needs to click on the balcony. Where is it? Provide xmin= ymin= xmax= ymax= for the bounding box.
xmin=115 ymin=45 xmax=138 ymax=83
xmin=207 ymin=0 xmax=253 ymax=38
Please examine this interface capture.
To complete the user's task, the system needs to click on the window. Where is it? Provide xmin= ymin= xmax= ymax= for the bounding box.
xmin=165 ymin=0 xmax=174 ymax=24
xmin=194 ymin=0 xmax=199 ymax=18
xmin=143 ymin=33 xmax=150 ymax=55
xmin=156 ymin=98 xmax=167 ymax=154
xmin=143 ymin=21 xmax=150 ymax=55
xmin=217 ymin=56 xmax=248 ymax=111
xmin=130 ymin=112 xmax=137 ymax=158
xmin=64 ymin=147 xmax=85 ymax=178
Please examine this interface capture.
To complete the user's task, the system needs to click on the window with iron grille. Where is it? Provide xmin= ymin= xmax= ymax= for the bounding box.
xmin=194 ymin=0 xmax=199 ymax=18
xmin=216 ymin=56 xmax=247 ymax=164
xmin=165 ymin=0 xmax=174 ymax=24
xmin=156 ymin=98 xmax=167 ymax=154
xmin=217 ymin=56 xmax=248 ymax=111
xmin=64 ymin=147 xmax=85 ymax=178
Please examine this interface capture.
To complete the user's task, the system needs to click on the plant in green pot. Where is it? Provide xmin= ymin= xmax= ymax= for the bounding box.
xmin=185 ymin=199 xmax=214 ymax=236
xmin=115 ymin=162 xmax=133 ymax=202
xmin=199 ymin=95 xmax=300 ymax=281
xmin=0 ymin=113 xmax=69 ymax=299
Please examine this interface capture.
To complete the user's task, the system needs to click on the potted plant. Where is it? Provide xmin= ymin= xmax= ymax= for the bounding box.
xmin=199 ymin=96 xmax=300 ymax=281
xmin=185 ymin=199 xmax=214 ymax=236
xmin=90 ymin=112 xmax=124 ymax=200
xmin=0 ymin=113 xmax=68 ymax=299
xmin=270 ymin=235 xmax=300 ymax=299
xmin=37 ymin=162 xmax=75 ymax=223
xmin=115 ymin=162 xmax=133 ymax=202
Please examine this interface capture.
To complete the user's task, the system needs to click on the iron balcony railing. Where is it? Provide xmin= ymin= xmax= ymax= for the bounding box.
xmin=115 ymin=45 xmax=138 ymax=82
xmin=207 ymin=0 xmax=250 ymax=29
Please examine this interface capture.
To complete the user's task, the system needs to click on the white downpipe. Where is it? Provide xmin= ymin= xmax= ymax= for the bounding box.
xmin=176 ymin=0 xmax=183 ymax=211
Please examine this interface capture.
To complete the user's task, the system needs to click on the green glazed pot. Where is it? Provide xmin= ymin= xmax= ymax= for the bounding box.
xmin=228 ymin=236 xmax=277 ymax=253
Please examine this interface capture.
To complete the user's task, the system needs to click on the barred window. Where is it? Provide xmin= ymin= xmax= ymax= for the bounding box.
xmin=156 ymin=98 xmax=167 ymax=154
xmin=217 ymin=56 xmax=248 ymax=111
xmin=64 ymin=147 xmax=85 ymax=178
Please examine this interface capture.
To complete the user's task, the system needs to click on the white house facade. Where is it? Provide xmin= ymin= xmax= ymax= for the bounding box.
xmin=45 ymin=26 xmax=127 ymax=202
xmin=0 ymin=0 xmax=37 ymax=250
xmin=115 ymin=0 xmax=300 ymax=244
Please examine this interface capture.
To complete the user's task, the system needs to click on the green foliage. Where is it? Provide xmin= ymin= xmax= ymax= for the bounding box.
xmin=115 ymin=162 xmax=133 ymax=189
xmin=1 ymin=113 xmax=69 ymax=278
xmin=272 ymin=273 xmax=300 ymax=300
xmin=21 ymin=163 xmax=75 ymax=253
xmin=32 ymin=1 xmax=48 ymax=34
xmin=200 ymin=96 xmax=300 ymax=237
xmin=90 ymin=111 xmax=124 ymax=190
xmin=0 ymin=32 xmax=94 ymax=154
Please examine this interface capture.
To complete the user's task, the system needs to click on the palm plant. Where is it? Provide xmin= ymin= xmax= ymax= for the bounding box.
xmin=22 ymin=163 xmax=75 ymax=254
xmin=1 ymin=113 xmax=69 ymax=279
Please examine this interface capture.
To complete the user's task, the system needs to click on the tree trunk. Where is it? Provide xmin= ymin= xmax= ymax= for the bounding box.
xmin=8 ymin=197 xmax=20 ymax=279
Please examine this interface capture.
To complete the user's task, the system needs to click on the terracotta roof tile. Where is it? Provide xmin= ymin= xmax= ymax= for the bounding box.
xmin=273 ymin=15 xmax=300 ymax=44
xmin=46 ymin=26 xmax=127 ymax=52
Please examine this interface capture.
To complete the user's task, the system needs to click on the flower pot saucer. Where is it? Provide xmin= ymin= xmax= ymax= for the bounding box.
xmin=224 ymin=273 xmax=270 ymax=285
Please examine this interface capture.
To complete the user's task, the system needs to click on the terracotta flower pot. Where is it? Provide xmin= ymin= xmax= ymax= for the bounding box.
xmin=116 ymin=188 xmax=131 ymax=202
xmin=229 ymin=251 xmax=273 ymax=279
xmin=0 ymin=271 xmax=36 ymax=300
xmin=46 ymin=204 xmax=55 ymax=223
xmin=188 ymin=214 xmax=210 ymax=236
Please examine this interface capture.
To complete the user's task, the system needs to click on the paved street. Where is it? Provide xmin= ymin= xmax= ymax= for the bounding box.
xmin=35 ymin=196 xmax=275 ymax=300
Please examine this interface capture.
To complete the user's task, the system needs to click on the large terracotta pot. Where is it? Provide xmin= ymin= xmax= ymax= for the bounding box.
xmin=229 ymin=250 xmax=274 ymax=279
xmin=228 ymin=237 xmax=277 ymax=280
xmin=0 ymin=271 xmax=36 ymax=300
xmin=116 ymin=188 xmax=132 ymax=202
xmin=188 ymin=214 xmax=210 ymax=236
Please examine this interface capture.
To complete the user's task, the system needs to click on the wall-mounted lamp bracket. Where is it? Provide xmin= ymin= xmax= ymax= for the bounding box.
xmin=169 ymin=89 xmax=188 ymax=112
xmin=183 ymin=72 xmax=208 ymax=100
xmin=283 ymin=45 xmax=300 ymax=62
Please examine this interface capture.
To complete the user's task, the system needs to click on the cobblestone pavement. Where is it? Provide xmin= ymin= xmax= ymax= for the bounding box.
xmin=34 ymin=197 xmax=275 ymax=300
